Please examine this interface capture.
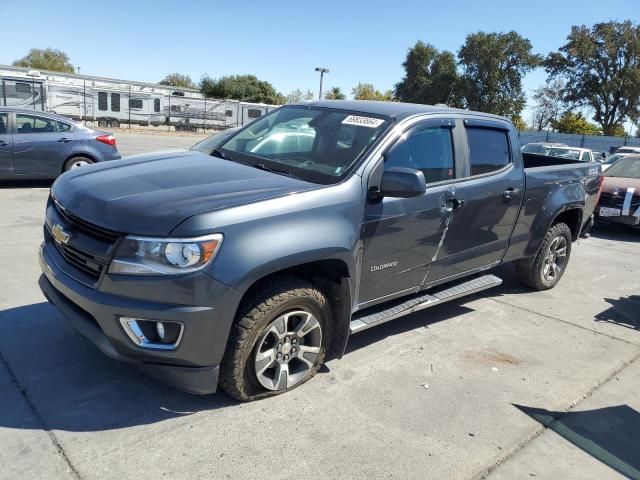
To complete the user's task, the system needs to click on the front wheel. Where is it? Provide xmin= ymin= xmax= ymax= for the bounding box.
xmin=516 ymin=222 xmax=572 ymax=290
xmin=219 ymin=278 xmax=330 ymax=401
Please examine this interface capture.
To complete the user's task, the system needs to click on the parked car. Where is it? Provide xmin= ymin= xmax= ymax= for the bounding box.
xmin=601 ymin=153 xmax=628 ymax=172
xmin=544 ymin=146 xmax=596 ymax=162
xmin=521 ymin=142 xmax=567 ymax=154
xmin=189 ymin=127 xmax=240 ymax=155
xmin=0 ymin=107 xmax=121 ymax=179
xmin=615 ymin=146 xmax=640 ymax=155
xmin=591 ymin=150 xmax=609 ymax=162
xmin=38 ymin=101 xmax=602 ymax=400
xmin=595 ymin=155 xmax=640 ymax=227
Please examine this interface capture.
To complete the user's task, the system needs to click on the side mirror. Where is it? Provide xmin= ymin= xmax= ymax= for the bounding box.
xmin=379 ymin=167 xmax=427 ymax=198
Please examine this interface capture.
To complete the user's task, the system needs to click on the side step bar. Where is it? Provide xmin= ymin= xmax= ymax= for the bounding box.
xmin=349 ymin=274 xmax=502 ymax=334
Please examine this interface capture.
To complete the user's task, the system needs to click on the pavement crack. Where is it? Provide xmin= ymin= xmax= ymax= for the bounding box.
xmin=488 ymin=297 xmax=639 ymax=346
xmin=0 ymin=349 xmax=83 ymax=480
xmin=471 ymin=349 xmax=640 ymax=480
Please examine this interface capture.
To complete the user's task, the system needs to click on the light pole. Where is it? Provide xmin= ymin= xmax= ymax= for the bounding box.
xmin=315 ymin=67 xmax=329 ymax=100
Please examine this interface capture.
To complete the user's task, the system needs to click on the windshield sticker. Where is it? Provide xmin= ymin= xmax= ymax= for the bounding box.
xmin=342 ymin=115 xmax=385 ymax=128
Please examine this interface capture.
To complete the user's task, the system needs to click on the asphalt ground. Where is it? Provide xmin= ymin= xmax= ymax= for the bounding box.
xmin=0 ymin=132 xmax=638 ymax=480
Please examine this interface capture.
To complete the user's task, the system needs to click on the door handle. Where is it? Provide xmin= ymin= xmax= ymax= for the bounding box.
xmin=0 ymin=140 xmax=7 ymax=146
xmin=443 ymin=198 xmax=465 ymax=212
xmin=502 ymin=187 xmax=520 ymax=200
xmin=58 ymin=137 xmax=71 ymax=143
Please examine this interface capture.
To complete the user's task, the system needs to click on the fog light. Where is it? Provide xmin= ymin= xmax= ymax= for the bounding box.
xmin=156 ymin=322 xmax=166 ymax=340
xmin=120 ymin=317 xmax=183 ymax=350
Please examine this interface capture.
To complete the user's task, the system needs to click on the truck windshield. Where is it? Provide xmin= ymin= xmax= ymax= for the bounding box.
xmin=218 ymin=105 xmax=392 ymax=184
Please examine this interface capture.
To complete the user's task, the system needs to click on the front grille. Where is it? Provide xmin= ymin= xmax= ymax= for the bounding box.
xmin=599 ymin=192 xmax=640 ymax=211
xmin=47 ymin=197 xmax=122 ymax=286
xmin=56 ymin=242 xmax=106 ymax=280
xmin=54 ymin=201 xmax=120 ymax=242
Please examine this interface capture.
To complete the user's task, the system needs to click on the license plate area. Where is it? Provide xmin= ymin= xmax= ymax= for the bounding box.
xmin=599 ymin=206 xmax=621 ymax=217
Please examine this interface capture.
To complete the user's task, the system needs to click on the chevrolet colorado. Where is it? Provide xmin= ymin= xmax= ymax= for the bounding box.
xmin=38 ymin=101 xmax=602 ymax=400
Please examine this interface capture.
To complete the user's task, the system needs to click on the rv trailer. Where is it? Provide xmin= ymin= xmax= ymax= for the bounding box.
xmin=0 ymin=65 xmax=277 ymax=129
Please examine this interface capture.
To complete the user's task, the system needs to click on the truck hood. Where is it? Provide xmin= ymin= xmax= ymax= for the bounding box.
xmin=51 ymin=150 xmax=318 ymax=236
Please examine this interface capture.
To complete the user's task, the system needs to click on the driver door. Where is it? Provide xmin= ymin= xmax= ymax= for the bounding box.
xmin=358 ymin=119 xmax=460 ymax=307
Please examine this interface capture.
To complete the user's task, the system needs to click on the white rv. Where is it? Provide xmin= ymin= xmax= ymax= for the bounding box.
xmin=0 ymin=65 xmax=277 ymax=129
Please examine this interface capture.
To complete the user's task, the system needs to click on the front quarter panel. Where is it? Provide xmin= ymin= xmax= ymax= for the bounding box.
xmin=172 ymin=177 xmax=364 ymax=296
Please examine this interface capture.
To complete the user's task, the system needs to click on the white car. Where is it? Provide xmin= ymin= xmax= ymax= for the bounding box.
xmin=615 ymin=146 xmax=640 ymax=155
xmin=544 ymin=147 xmax=596 ymax=162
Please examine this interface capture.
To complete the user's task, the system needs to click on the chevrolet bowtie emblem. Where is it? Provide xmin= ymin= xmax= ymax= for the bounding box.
xmin=51 ymin=223 xmax=71 ymax=245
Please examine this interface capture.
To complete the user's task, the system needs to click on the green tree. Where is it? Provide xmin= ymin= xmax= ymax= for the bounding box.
xmin=531 ymin=80 xmax=565 ymax=131
xmin=610 ymin=124 xmax=627 ymax=137
xmin=395 ymin=41 xmax=460 ymax=106
xmin=325 ymin=87 xmax=346 ymax=100
xmin=352 ymin=83 xmax=394 ymax=101
xmin=159 ymin=73 xmax=197 ymax=89
xmin=545 ymin=21 xmax=640 ymax=136
xmin=458 ymin=31 xmax=541 ymax=117
xmin=12 ymin=48 xmax=75 ymax=73
xmin=286 ymin=88 xmax=315 ymax=103
xmin=550 ymin=111 xmax=601 ymax=135
xmin=511 ymin=115 xmax=529 ymax=131
xmin=199 ymin=74 xmax=285 ymax=104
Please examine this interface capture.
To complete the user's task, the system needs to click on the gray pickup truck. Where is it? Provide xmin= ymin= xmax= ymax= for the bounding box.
xmin=38 ymin=101 xmax=602 ymax=400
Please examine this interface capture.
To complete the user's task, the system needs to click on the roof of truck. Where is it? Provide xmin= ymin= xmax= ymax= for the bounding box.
xmin=292 ymin=100 xmax=509 ymax=123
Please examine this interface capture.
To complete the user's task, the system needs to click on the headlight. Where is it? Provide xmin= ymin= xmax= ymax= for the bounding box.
xmin=108 ymin=234 xmax=223 ymax=275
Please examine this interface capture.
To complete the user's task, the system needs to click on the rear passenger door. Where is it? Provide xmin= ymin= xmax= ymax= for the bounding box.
xmin=0 ymin=112 xmax=12 ymax=177
xmin=428 ymin=119 xmax=524 ymax=280
xmin=13 ymin=114 xmax=74 ymax=177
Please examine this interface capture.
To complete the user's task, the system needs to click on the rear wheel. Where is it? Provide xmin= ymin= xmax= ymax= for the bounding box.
xmin=219 ymin=278 xmax=330 ymax=401
xmin=97 ymin=119 xmax=108 ymax=128
xmin=516 ymin=222 xmax=572 ymax=290
xmin=63 ymin=156 xmax=94 ymax=172
xmin=108 ymin=119 xmax=120 ymax=128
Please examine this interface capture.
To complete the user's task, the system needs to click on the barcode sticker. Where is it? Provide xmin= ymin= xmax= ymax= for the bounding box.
xmin=342 ymin=115 xmax=385 ymax=128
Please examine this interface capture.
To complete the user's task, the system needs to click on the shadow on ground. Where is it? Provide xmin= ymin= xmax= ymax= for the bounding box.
xmin=0 ymin=302 xmax=234 ymax=433
xmin=0 ymin=179 xmax=54 ymax=189
xmin=515 ymin=403 xmax=640 ymax=479
xmin=591 ymin=223 xmax=640 ymax=243
xmin=596 ymin=296 xmax=640 ymax=330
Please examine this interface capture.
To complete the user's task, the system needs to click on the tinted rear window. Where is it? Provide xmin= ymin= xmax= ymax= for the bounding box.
xmin=466 ymin=128 xmax=510 ymax=176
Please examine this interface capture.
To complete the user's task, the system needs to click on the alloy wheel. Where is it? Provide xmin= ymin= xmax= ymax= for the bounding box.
xmin=253 ymin=310 xmax=322 ymax=391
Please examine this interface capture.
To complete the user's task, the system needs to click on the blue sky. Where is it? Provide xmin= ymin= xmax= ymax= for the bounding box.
xmin=0 ymin=0 xmax=636 ymax=122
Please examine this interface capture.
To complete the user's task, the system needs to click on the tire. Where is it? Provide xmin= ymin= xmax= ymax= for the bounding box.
xmin=97 ymin=119 xmax=108 ymax=128
xmin=108 ymin=119 xmax=120 ymax=128
xmin=219 ymin=277 xmax=331 ymax=401
xmin=516 ymin=222 xmax=572 ymax=291
xmin=63 ymin=156 xmax=94 ymax=172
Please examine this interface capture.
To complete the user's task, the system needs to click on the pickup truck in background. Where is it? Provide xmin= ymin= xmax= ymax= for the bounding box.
xmin=38 ymin=101 xmax=602 ymax=400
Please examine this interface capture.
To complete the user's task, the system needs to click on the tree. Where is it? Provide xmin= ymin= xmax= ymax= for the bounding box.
xmin=285 ymin=88 xmax=315 ymax=103
xmin=352 ymin=83 xmax=394 ymax=101
xmin=12 ymin=48 xmax=75 ymax=73
xmin=610 ymin=124 xmax=627 ymax=137
xmin=325 ymin=87 xmax=346 ymax=100
xmin=550 ymin=111 xmax=601 ymax=135
xmin=394 ymin=41 xmax=460 ymax=106
xmin=511 ymin=115 xmax=529 ymax=131
xmin=458 ymin=31 xmax=541 ymax=117
xmin=545 ymin=21 xmax=640 ymax=136
xmin=159 ymin=73 xmax=197 ymax=89
xmin=199 ymin=74 xmax=285 ymax=104
xmin=531 ymin=80 xmax=565 ymax=131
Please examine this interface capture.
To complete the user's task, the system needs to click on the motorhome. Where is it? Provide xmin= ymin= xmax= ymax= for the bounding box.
xmin=0 ymin=65 xmax=277 ymax=129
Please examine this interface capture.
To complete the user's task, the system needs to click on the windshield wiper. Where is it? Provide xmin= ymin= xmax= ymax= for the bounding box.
xmin=252 ymin=163 xmax=300 ymax=179
xmin=211 ymin=148 xmax=230 ymax=160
